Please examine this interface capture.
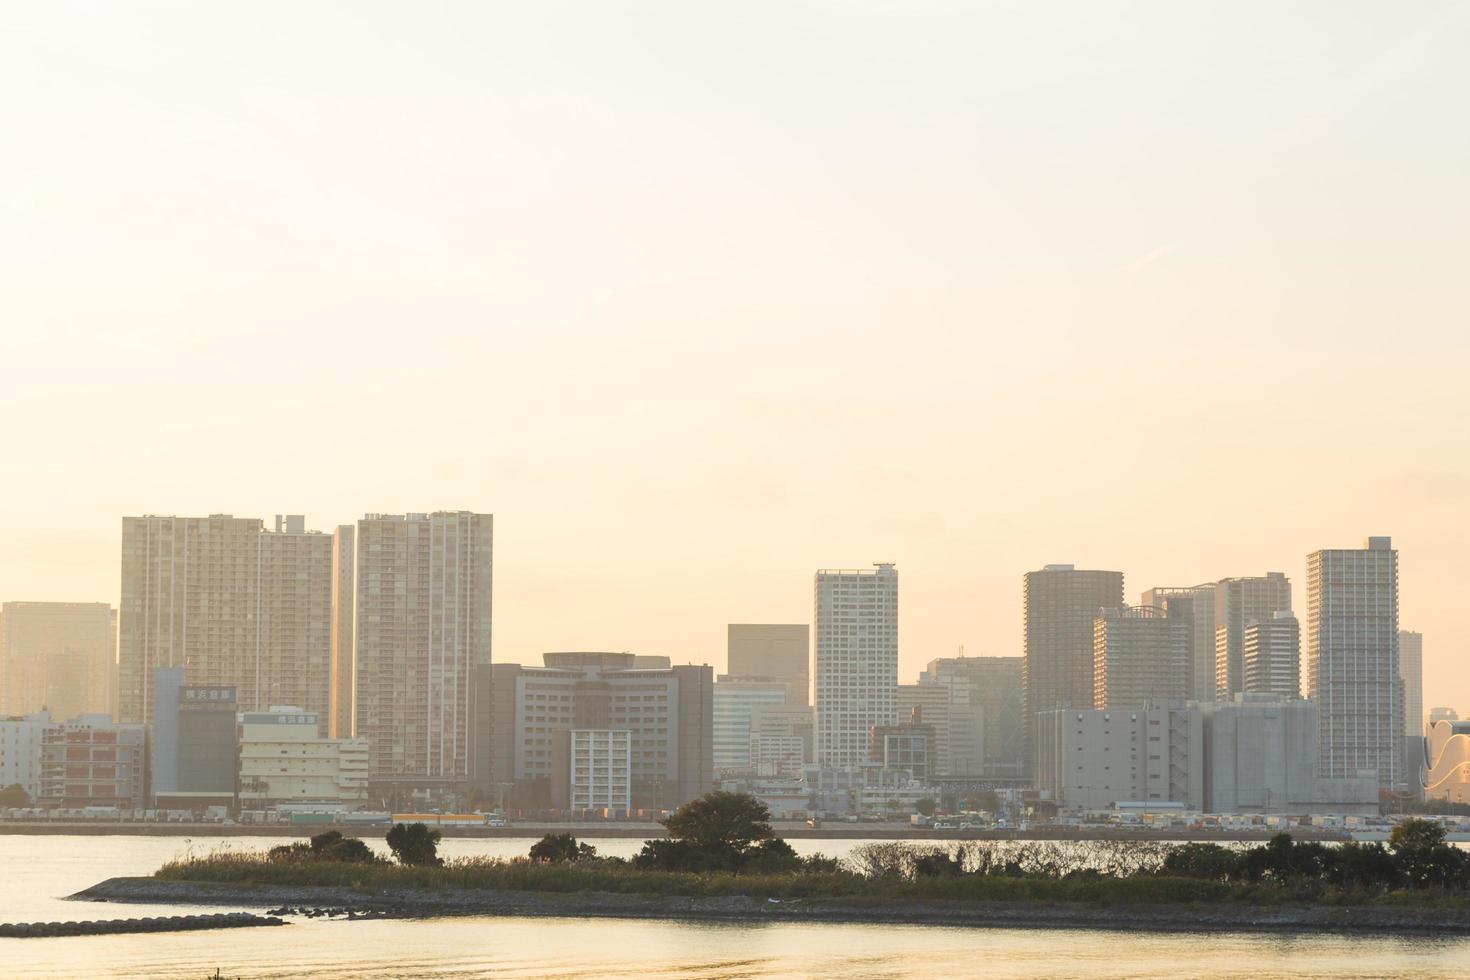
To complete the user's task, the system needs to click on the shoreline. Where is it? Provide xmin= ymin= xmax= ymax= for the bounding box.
xmin=71 ymin=877 xmax=1470 ymax=935
xmin=1 ymin=822 xmax=1352 ymax=842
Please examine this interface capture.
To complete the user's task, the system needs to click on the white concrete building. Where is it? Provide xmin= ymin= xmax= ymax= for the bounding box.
xmin=119 ymin=514 xmax=335 ymax=724
xmin=814 ymin=564 xmax=898 ymax=768
xmin=749 ymin=733 xmax=805 ymax=778
xmin=0 ymin=711 xmax=51 ymax=802
xmin=714 ymin=676 xmax=789 ymax=770
xmin=567 ymin=729 xmax=631 ymax=811
xmin=1214 ymin=573 xmax=1293 ymax=701
xmin=1307 ymin=537 xmax=1401 ymax=791
xmin=354 ymin=511 xmax=493 ymax=791
xmin=1141 ymin=585 xmax=1218 ymax=703
xmin=1243 ymin=612 xmax=1301 ymax=698
xmin=238 ymin=707 xmax=368 ymax=805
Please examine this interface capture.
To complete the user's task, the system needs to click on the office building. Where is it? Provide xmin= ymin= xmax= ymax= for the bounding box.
xmin=1214 ymin=573 xmax=1292 ymax=700
xmin=748 ymin=733 xmax=805 ymax=778
xmin=0 ymin=602 xmax=116 ymax=721
xmin=329 ymin=525 xmax=355 ymax=739
xmin=898 ymin=683 xmax=952 ymax=775
xmin=1024 ymin=565 xmax=1124 ymax=772
xmin=814 ymin=564 xmax=898 ymax=768
xmin=919 ymin=656 xmax=1025 ymax=778
xmin=491 ymin=652 xmax=712 ymax=809
xmin=118 ymin=514 xmax=335 ymax=725
xmin=1307 ymin=537 xmax=1401 ymax=791
xmin=868 ymin=708 xmax=936 ymax=782
xmin=238 ymin=707 xmax=369 ymax=806
xmin=1141 ymin=585 xmax=1217 ymax=702
xmin=354 ymin=511 xmax=493 ymax=792
xmin=152 ymin=670 xmax=238 ymax=807
xmin=727 ymin=624 xmax=810 ymax=705
xmin=1242 ymin=612 xmax=1301 ymax=698
xmin=1092 ymin=606 xmax=1189 ymax=710
xmin=714 ymin=676 xmax=789 ymax=770
xmin=748 ymin=703 xmax=814 ymax=766
xmin=1399 ymin=631 xmax=1424 ymax=736
xmin=0 ymin=711 xmax=51 ymax=802
xmin=38 ymin=714 xmax=148 ymax=809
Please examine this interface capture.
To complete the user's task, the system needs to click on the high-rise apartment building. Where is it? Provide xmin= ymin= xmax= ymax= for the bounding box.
xmin=727 ymin=624 xmax=810 ymax=705
xmin=1243 ymin=612 xmax=1301 ymax=698
xmin=1307 ymin=537 xmax=1400 ymax=791
xmin=329 ymin=525 xmax=355 ymax=739
xmin=118 ymin=514 xmax=335 ymax=725
xmin=1399 ymin=631 xmax=1424 ymax=736
xmin=0 ymin=602 xmax=116 ymax=721
xmin=1092 ymin=606 xmax=1190 ymax=710
xmin=1023 ymin=565 xmax=1124 ymax=771
xmin=354 ymin=511 xmax=493 ymax=792
xmin=1141 ymin=585 xmax=1217 ymax=702
xmin=814 ymin=564 xmax=898 ymax=769
xmin=1214 ymin=573 xmax=1292 ymax=701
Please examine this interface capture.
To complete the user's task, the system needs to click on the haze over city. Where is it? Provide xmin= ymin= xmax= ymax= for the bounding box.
xmin=3 ymin=2 xmax=1466 ymax=709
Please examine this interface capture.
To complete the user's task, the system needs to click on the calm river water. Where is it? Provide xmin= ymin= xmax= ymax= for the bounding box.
xmin=4 ymin=835 xmax=1470 ymax=978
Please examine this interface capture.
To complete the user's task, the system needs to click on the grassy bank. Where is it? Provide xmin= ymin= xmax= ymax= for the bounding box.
xmin=154 ymin=848 xmax=1470 ymax=909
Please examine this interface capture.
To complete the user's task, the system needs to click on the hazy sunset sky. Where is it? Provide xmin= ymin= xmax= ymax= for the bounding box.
xmin=2 ymin=3 xmax=1466 ymax=708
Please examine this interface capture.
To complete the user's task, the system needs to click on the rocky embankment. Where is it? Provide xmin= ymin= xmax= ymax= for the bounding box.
xmin=72 ymin=877 xmax=1470 ymax=934
xmin=0 ymin=910 xmax=284 ymax=938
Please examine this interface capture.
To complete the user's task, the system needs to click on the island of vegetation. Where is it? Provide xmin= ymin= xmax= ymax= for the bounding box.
xmin=76 ymin=792 xmax=1470 ymax=934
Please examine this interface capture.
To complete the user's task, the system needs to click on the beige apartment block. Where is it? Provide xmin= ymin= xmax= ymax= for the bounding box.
xmin=330 ymin=525 xmax=355 ymax=739
xmin=0 ymin=602 xmax=115 ymax=720
xmin=118 ymin=514 xmax=335 ymax=725
xmin=354 ymin=511 xmax=493 ymax=790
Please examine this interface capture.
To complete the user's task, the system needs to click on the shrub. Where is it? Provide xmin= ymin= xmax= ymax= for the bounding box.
xmin=633 ymin=838 xmax=740 ymax=873
xmin=386 ymin=822 xmax=443 ymax=867
xmin=529 ymin=833 xmax=597 ymax=864
xmin=743 ymin=838 xmax=802 ymax=874
xmin=1162 ymin=843 xmax=1239 ymax=882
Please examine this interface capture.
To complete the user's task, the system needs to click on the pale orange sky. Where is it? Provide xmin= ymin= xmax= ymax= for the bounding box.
xmin=1 ymin=3 xmax=1467 ymax=713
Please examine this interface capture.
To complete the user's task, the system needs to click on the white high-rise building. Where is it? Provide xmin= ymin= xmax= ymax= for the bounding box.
xmin=1243 ymin=612 xmax=1301 ymax=698
xmin=814 ymin=564 xmax=898 ymax=768
xmin=354 ymin=512 xmax=493 ymax=791
xmin=118 ymin=515 xmax=335 ymax=725
xmin=1399 ymin=631 xmax=1424 ymax=737
xmin=1307 ymin=537 xmax=1400 ymax=791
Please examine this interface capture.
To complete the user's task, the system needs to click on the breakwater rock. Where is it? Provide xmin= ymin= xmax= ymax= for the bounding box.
xmin=0 ymin=911 xmax=285 ymax=938
xmin=70 ymin=877 xmax=1470 ymax=935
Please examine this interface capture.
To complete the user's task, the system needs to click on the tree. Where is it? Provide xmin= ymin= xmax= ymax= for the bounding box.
xmin=0 ymin=783 xmax=29 ymax=808
xmin=529 ymin=833 xmax=596 ymax=864
xmin=310 ymin=830 xmax=376 ymax=863
xmin=1389 ymin=818 xmax=1467 ymax=889
xmin=661 ymin=791 xmax=774 ymax=852
xmin=915 ymin=797 xmax=937 ymax=817
xmin=386 ymin=822 xmax=443 ymax=866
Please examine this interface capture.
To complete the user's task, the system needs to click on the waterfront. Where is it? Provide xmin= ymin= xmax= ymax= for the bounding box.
xmin=6 ymin=836 xmax=1470 ymax=978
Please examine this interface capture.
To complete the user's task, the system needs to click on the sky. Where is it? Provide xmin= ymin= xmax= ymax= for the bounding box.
xmin=1 ymin=2 xmax=1467 ymax=711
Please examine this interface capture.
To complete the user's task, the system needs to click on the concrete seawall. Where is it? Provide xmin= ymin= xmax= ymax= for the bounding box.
xmin=72 ymin=877 xmax=1470 ymax=935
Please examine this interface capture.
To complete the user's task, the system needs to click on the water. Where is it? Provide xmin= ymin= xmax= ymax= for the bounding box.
xmin=4 ymin=835 xmax=1470 ymax=978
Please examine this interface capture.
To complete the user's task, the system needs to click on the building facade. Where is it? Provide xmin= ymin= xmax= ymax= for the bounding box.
xmin=1092 ymin=606 xmax=1190 ymax=710
xmin=1214 ymin=573 xmax=1293 ymax=701
xmin=0 ymin=711 xmax=51 ymax=801
xmin=1023 ymin=565 xmax=1124 ymax=774
xmin=562 ymin=729 xmax=632 ymax=811
xmin=727 ymin=624 xmax=810 ymax=705
xmin=329 ymin=525 xmax=355 ymax=739
xmin=1141 ymin=585 xmax=1217 ymax=703
xmin=713 ymin=676 xmax=789 ymax=771
xmin=814 ymin=565 xmax=898 ymax=769
xmin=919 ymin=656 xmax=1025 ymax=778
xmin=38 ymin=714 xmax=148 ymax=809
xmin=1242 ymin=612 xmax=1301 ymax=698
xmin=491 ymin=653 xmax=712 ymax=809
xmin=152 ymin=670 xmax=239 ymax=804
xmin=238 ymin=707 xmax=369 ymax=806
xmin=0 ymin=602 xmax=116 ymax=722
xmin=118 ymin=514 xmax=335 ymax=725
xmin=1399 ymin=631 xmax=1424 ymax=736
xmin=354 ymin=511 xmax=493 ymax=792
xmin=1307 ymin=537 xmax=1401 ymax=791
xmin=1034 ymin=705 xmax=1204 ymax=811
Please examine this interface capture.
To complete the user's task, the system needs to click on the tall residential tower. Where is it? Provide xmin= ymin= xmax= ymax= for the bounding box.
xmin=814 ymin=564 xmax=898 ymax=768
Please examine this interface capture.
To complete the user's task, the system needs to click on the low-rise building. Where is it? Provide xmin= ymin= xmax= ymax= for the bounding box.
xmin=0 ymin=711 xmax=50 ymax=802
xmin=238 ymin=707 xmax=368 ymax=806
xmin=38 ymin=714 xmax=148 ymax=809
xmin=749 ymin=733 xmax=805 ymax=778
